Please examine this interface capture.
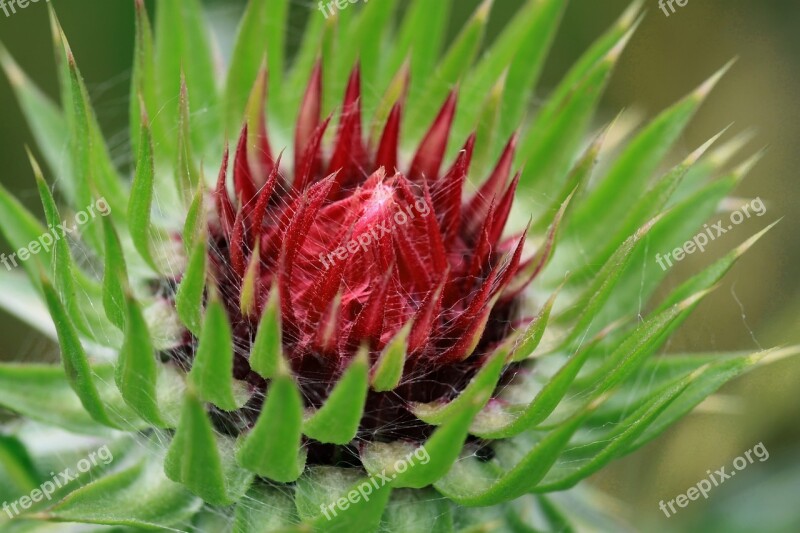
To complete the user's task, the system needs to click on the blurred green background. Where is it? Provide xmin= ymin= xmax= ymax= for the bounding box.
xmin=0 ymin=1 xmax=797 ymax=531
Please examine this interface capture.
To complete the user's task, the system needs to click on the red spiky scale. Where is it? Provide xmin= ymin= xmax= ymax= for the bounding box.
xmin=418 ymin=178 xmax=449 ymax=273
xmin=314 ymin=291 xmax=342 ymax=355
xmin=408 ymin=278 xmax=446 ymax=355
xmin=234 ymin=124 xmax=257 ymax=207
xmin=433 ymin=134 xmax=475 ymax=240
xmin=502 ymin=217 xmax=559 ymax=303
xmin=409 ymin=91 xmax=457 ymax=181
xmin=247 ymin=64 xmax=274 ymax=186
xmin=467 ymin=201 xmax=495 ymax=282
xmin=324 ymin=130 xmax=358 ymax=192
xmin=438 ymin=304 xmax=495 ymax=364
xmin=489 ymin=171 xmax=520 ymax=246
xmin=348 ymin=265 xmax=393 ymax=350
xmin=287 ymin=177 xmax=336 ymax=256
xmin=304 ymin=248 xmax=347 ymax=326
xmin=465 ymin=133 xmax=517 ymax=236
xmin=445 ymin=231 xmax=525 ymax=358
xmin=393 ymin=223 xmax=432 ymax=292
xmin=230 ymin=208 xmax=248 ymax=278
xmin=295 ymin=60 xmax=322 ymax=179
xmin=450 ymin=261 xmax=501 ymax=335
xmin=494 ymin=230 xmax=528 ymax=295
xmin=294 ymin=116 xmax=331 ymax=193
xmin=255 ymin=105 xmax=274 ymax=183
xmin=199 ymin=65 xmax=544 ymax=434
xmin=375 ymin=102 xmax=402 ymax=172
xmin=241 ymin=243 xmax=263 ymax=318
xmin=327 ymin=66 xmax=367 ymax=190
xmin=279 ymin=176 xmax=336 ymax=328
xmin=249 ymin=151 xmax=283 ymax=243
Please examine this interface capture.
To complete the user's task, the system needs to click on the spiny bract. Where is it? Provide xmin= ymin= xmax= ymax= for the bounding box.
xmin=0 ymin=0 xmax=790 ymax=531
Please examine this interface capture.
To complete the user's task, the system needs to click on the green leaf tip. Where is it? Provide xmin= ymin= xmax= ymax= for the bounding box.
xmin=188 ymin=294 xmax=248 ymax=412
xmin=303 ymin=346 xmax=369 ymax=445
xmin=370 ymin=322 xmax=410 ymax=392
xmin=40 ymin=277 xmax=120 ymax=429
xmin=236 ymin=368 xmax=306 ymax=482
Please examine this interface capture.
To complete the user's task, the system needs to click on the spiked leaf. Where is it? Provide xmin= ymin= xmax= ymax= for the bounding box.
xmin=627 ymin=346 xmax=800 ymax=452
xmin=165 ymin=389 xmax=254 ymax=505
xmin=575 ymin=290 xmax=714 ymax=398
xmin=412 ymin=346 xmax=509 ymax=426
xmin=456 ymin=0 xmax=565 ymax=151
xmin=653 ymin=221 xmax=780 ymax=315
xmin=295 ymin=466 xmax=393 ymax=531
xmin=58 ymin=22 xmax=126 ymax=224
xmin=0 ymin=45 xmax=72 ymax=199
xmin=236 ymin=357 xmax=306 ymax=482
xmin=30 ymin=151 xmax=97 ymax=340
xmin=182 ymin=181 xmax=206 ymax=252
xmin=47 ymin=456 xmax=202 ymax=529
xmin=407 ymin=0 xmax=490 ymax=141
xmin=385 ymin=0 xmax=450 ymax=98
xmin=596 ymin=158 xmax=761 ymax=324
xmin=347 ymin=0 xmax=395 ymax=119
xmin=569 ymin=62 xmax=734 ymax=247
xmin=128 ymin=106 xmax=159 ymax=270
xmin=175 ymin=77 xmax=200 ymax=202
xmin=41 ymin=278 xmax=120 ymax=429
xmin=226 ymin=0 xmax=288 ymax=127
xmin=115 ymin=292 xmax=169 ymax=428
xmin=371 ymin=398 xmax=485 ymax=490
xmin=0 ymin=364 xmax=114 ymax=436
xmin=370 ymin=323 xmax=410 ymax=392
xmin=531 ymin=120 xmax=612 ymax=233
xmin=434 ymin=398 xmax=602 ymax=506
xmin=188 ymin=295 xmax=248 ymax=412
xmin=0 ymin=182 xmax=52 ymax=290
xmin=508 ymin=286 xmax=562 ymax=363
xmin=496 ymin=0 xmax=568 ymax=144
xmin=470 ymin=74 xmax=506 ymax=179
xmin=130 ymin=0 xmax=159 ymax=156
xmin=154 ymin=0 xmax=219 ymax=152
xmin=101 ymin=218 xmax=128 ymax=331
xmin=534 ymin=372 xmax=697 ymax=491
xmin=573 ymin=129 xmax=729 ymax=281
xmin=519 ymin=23 xmax=634 ymax=192
xmin=303 ymin=347 xmax=369 ymax=445
xmin=249 ymin=285 xmax=281 ymax=379
xmin=556 ymin=217 xmax=659 ymax=345
xmin=175 ymin=236 xmax=207 ymax=336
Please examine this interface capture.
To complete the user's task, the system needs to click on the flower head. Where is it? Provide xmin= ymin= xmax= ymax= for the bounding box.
xmin=200 ymin=63 xmax=533 ymax=444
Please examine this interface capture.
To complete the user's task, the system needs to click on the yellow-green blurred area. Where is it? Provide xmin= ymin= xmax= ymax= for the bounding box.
xmin=0 ymin=1 xmax=797 ymax=531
